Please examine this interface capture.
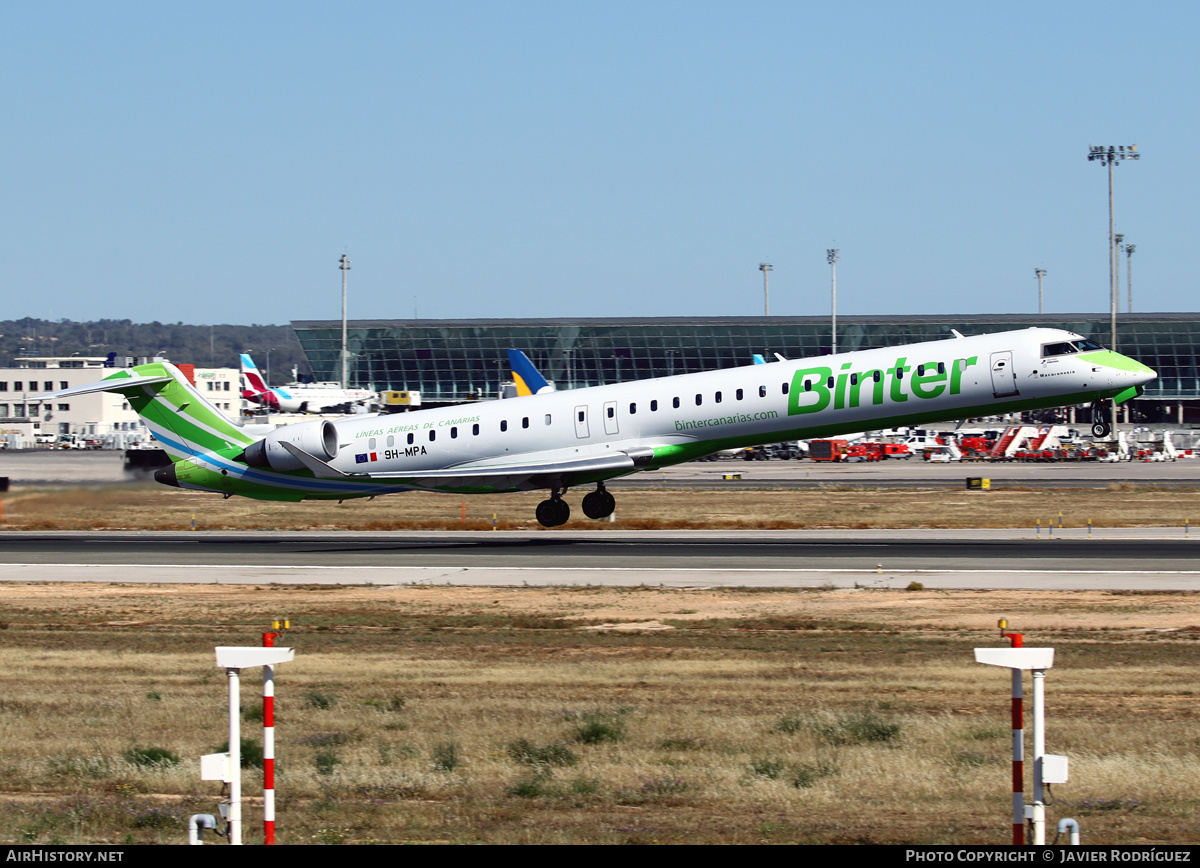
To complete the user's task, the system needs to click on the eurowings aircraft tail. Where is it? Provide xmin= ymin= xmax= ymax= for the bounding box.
xmin=240 ymin=353 xmax=271 ymax=399
xmin=507 ymin=349 xmax=554 ymax=396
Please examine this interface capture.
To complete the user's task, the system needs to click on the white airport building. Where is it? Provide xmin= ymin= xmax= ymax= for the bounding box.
xmin=0 ymin=357 xmax=242 ymax=449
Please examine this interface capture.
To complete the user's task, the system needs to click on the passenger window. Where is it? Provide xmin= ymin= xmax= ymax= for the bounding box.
xmin=758 ymin=385 xmax=766 ymax=398
xmin=874 ymin=371 xmax=882 ymax=383
xmin=695 ymin=394 xmax=702 ymax=406
xmin=850 ymin=374 xmax=858 ymax=386
xmin=781 ymin=382 xmax=789 ymax=395
xmin=715 ymin=391 xmax=722 ymax=403
xmin=673 ymin=397 xmax=680 ymax=409
xmin=650 ymin=400 xmax=658 ymax=411
xmin=804 ymin=379 xmax=812 ymax=392
xmin=629 ymin=402 xmax=636 ymax=414
xmin=387 ymin=435 xmax=394 ymax=447
xmin=827 ymin=377 xmax=835 ymax=388
xmin=937 ymin=362 xmax=945 ymax=375
xmin=522 ymin=417 xmax=529 ymax=428
xmin=451 ymin=427 xmax=458 ymax=439
xmin=545 ymin=414 xmax=551 ymax=425
xmin=736 ymin=388 xmax=743 ymax=400
xmin=407 ymin=433 xmax=414 ymax=444
xmin=473 ymin=423 xmax=480 ymax=436
xmin=429 ymin=429 xmax=436 ymax=441
xmin=369 ymin=437 xmax=376 ymax=450
xmin=501 ymin=420 xmax=508 ymax=432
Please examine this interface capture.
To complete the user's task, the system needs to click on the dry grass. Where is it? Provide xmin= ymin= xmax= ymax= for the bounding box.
xmin=0 ymin=482 xmax=1195 ymax=531
xmin=2 ymin=583 xmax=1200 ymax=844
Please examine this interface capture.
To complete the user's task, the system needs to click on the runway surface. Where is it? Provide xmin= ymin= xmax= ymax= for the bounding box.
xmin=1 ymin=528 xmax=1197 ymax=590
xmin=2 ymin=451 xmax=1198 ymax=590
xmin=4 ymin=448 xmax=1200 ymax=488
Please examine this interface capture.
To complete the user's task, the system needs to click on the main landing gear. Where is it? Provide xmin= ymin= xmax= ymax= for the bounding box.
xmin=581 ymin=481 xmax=616 ymax=520
xmin=1090 ymin=399 xmax=1112 ymax=439
xmin=535 ymin=483 xmax=617 ymax=527
xmin=535 ymin=490 xmax=571 ymax=528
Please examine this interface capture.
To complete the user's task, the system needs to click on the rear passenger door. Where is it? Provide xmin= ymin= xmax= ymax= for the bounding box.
xmin=574 ymin=405 xmax=590 ymax=439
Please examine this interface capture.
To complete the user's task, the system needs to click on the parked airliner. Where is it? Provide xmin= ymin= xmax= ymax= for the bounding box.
xmin=240 ymin=353 xmax=376 ymax=414
xmin=35 ymin=328 xmax=1154 ymax=527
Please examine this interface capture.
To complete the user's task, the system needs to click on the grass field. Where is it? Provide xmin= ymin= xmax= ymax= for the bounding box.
xmin=2 ymin=484 xmax=1199 ymax=845
xmin=3 ymin=582 xmax=1200 ymax=845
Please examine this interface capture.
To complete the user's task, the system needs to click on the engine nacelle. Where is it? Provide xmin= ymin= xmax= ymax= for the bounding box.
xmin=242 ymin=419 xmax=338 ymax=472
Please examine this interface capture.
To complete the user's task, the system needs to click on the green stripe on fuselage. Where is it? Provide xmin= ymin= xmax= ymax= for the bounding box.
xmin=1077 ymin=351 xmax=1155 ymax=374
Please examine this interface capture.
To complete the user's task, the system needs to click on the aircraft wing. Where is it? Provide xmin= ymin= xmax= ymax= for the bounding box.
xmin=281 ymin=442 xmax=655 ymax=490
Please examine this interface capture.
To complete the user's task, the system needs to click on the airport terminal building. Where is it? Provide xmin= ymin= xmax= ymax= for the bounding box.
xmin=292 ymin=313 xmax=1200 ymax=422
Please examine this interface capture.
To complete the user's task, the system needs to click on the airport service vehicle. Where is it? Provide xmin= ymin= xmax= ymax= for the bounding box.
xmin=809 ymin=439 xmax=850 ymax=462
xmin=34 ymin=328 xmax=1155 ymax=527
xmin=240 ymin=354 xmax=376 ymax=414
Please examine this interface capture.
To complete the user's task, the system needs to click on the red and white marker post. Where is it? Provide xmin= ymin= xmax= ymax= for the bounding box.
xmin=212 ymin=645 xmax=295 ymax=845
xmin=976 ymin=621 xmax=1057 ymax=846
xmin=262 ymin=620 xmax=289 ymax=845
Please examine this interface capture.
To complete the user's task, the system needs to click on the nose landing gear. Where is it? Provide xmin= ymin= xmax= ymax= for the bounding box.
xmin=1090 ymin=400 xmax=1112 ymax=439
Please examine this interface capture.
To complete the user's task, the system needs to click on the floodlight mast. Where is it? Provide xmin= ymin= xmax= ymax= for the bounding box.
xmin=1125 ymin=243 xmax=1136 ymax=313
xmin=339 ymin=254 xmax=351 ymax=389
xmin=758 ymin=263 xmax=772 ymax=316
xmin=1034 ymin=268 xmax=1047 ymax=315
xmin=826 ymin=249 xmax=840 ymax=355
xmin=1087 ymin=144 xmax=1139 ymax=433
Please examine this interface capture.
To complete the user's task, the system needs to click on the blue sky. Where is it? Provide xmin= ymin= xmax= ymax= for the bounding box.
xmin=1 ymin=1 xmax=1193 ymax=324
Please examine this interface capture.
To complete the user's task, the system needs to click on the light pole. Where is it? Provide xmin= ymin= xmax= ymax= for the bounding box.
xmin=758 ymin=263 xmax=772 ymax=316
xmin=1034 ymin=268 xmax=1047 ymax=315
xmin=1125 ymin=243 xmax=1136 ymax=313
xmin=1087 ymin=144 xmax=1139 ymax=433
xmin=826 ymin=249 xmax=840 ymax=355
xmin=339 ymin=254 xmax=351 ymax=389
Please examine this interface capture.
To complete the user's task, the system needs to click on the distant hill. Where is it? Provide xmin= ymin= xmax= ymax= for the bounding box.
xmin=0 ymin=318 xmax=309 ymax=385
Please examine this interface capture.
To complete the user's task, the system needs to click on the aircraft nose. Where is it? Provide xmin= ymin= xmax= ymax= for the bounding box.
xmin=1120 ymin=353 xmax=1157 ymax=387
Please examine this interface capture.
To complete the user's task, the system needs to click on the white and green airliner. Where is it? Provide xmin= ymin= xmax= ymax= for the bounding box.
xmin=34 ymin=327 xmax=1155 ymax=527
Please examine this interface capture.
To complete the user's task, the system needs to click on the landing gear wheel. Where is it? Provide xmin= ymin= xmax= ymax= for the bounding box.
xmin=582 ymin=488 xmax=616 ymax=520
xmin=535 ymin=497 xmax=570 ymax=528
xmin=1091 ymin=400 xmax=1112 ymax=439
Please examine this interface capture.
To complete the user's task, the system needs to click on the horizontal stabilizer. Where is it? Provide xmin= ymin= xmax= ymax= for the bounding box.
xmin=31 ymin=373 xmax=175 ymax=402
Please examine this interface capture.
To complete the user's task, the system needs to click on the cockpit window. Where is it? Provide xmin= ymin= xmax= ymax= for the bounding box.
xmin=1042 ymin=339 xmax=1104 ymax=358
xmin=1042 ymin=342 xmax=1075 ymax=357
